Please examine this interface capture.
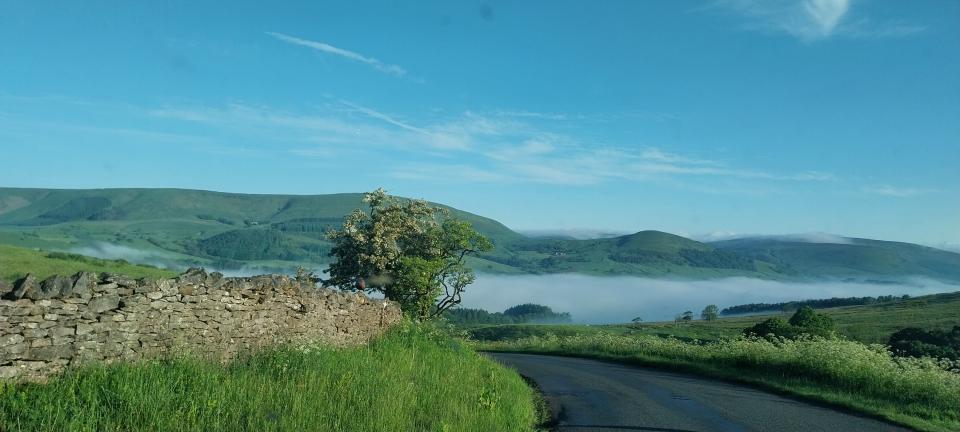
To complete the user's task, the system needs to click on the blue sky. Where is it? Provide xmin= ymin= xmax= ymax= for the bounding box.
xmin=1 ymin=0 xmax=958 ymax=246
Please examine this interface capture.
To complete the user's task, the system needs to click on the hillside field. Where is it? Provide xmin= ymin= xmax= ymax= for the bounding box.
xmin=0 ymin=243 xmax=177 ymax=283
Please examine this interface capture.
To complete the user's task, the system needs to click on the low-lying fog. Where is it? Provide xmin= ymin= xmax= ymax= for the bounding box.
xmin=462 ymin=274 xmax=959 ymax=323
xmin=66 ymin=242 xmax=959 ymax=324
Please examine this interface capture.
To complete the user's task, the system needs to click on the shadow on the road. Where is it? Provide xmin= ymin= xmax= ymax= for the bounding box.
xmin=561 ymin=426 xmax=699 ymax=432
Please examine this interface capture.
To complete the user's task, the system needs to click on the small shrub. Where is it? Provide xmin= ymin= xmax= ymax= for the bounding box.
xmin=743 ymin=307 xmax=835 ymax=339
xmin=889 ymin=326 xmax=960 ymax=361
xmin=743 ymin=317 xmax=796 ymax=339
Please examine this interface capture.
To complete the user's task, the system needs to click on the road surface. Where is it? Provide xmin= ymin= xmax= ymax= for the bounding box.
xmin=490 ymin=353 xmax=911 ymax=432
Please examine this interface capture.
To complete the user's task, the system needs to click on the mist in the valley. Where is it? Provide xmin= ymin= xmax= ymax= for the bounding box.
xmin=462 ymin=274 xmax=960 ymax=323
xmin=69 ymin=242 xmax=177 ymax=269
xmin=63 ymin=242 xmax=960 ymax=323
xmin=66 ymin=242 xmax=320 ymax=278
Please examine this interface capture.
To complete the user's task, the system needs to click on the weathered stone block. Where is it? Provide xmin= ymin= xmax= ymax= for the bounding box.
xmin=30 ymin=337 xmax=51 ymax=348
xmin=7 ymin=274 xmax=39 ymax=300
xmin=37 ymin=320 xmax=57 ymax=329
xmin=149 ymin=300 xmax=169 ymax=309
xmin=89 ymin=294 xmax=120 ymax=313
xmin=104 ymin=274 xmax=136 ymax=288
xmin=94 ymin=282 xmax=118 ymax=293
xmin=50 ymin=327 xmax=76 ymax=337
xmin=71 ymin=272 xmax=97 ymax=297
xmin=27 ymin=344 xmax=74 ymax=361
xmin=37 ymin=275 xmax=74 ymax=299
xmin=0 ymin=366 xmax=19 ymax=379
xmin=75 ymin=323 xmax=94 ymax=335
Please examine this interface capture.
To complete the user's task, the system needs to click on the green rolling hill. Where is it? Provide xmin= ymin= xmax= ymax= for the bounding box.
xmin=1 ymin=187 xmax=958 ymax=283
xmin=711 ymin=237 xmax=960 ymax=283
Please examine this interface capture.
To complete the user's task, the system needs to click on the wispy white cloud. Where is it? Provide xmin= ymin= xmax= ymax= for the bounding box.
xmin=340 ymin=100 xmax=425 ymax=134
xmin=494 ymin=110 xmax=570 ymax=121
xmin=789 ymin=171 xmax=836 ymax=181
xmin=716 ymin=0 xmax=850 ymax=41
xmin=266 ymin=32 xmax=406 ymax=76
xmin=518 ymin=228 xmax=630 ymax=240
xmin=692 ymin=231 xmax=852 ymax=244
xmin=3 ymin=118 xmax=212 ymax=146
xmin=149 ymin=103 xmax=417 ymax=157
xmin=391 ymin=164 xmax=511 ymax=183
xmin=638 ymin=148 xmax=720 ymax=166
xmin=486 ymin=139 xmax=556 ymax=161
xmin=341 ymin=100 xmax=471 ymax=150
xmin=492 ymin=109 xmax=680 ymax=123
xmin=148 ymin=101 xmax=837 ymax=187
xmin=862 ymin=185 xmax=931 ymax=198
xmin=840 ymin=19 xmax=927 ymax=38
xmin=289 ymin=147 xmax=336 ymax=158
xmin=714 ymin=0 xmax=923 ymax=42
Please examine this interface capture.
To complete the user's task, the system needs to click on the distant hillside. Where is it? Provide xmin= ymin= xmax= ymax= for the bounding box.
xmin=481 ymin=230 xmax=767 ymax=277
xmin=0 ymin=187 xmax=522 ymax=271
xmin=1 ymin=187 xmax=959 ymax=283
xmin=711 ymin=237 xmax=960 ymax=283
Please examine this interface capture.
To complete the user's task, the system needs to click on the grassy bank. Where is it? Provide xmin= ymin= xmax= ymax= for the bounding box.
xmin=0 ymin=325 xmax=539 ymax=432
xmin=479 ymin=334 xmax=960 ymax=432
xmin=0 ymin=243 xmax=177 ymax=283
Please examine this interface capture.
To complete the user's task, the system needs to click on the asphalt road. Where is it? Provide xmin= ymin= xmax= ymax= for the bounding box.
xmin=489 ymin=353 xmax=911 ymax=432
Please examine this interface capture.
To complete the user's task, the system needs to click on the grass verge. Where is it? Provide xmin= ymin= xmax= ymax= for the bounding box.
xmin=0 ymin=324 xmax=539 ymax=432
xmin=478 ymin=333 xmax=960 ymax=432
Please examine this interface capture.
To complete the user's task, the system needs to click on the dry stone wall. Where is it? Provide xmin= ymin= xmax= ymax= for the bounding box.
xmin=0 ymin=269 xmax=402 ymax=381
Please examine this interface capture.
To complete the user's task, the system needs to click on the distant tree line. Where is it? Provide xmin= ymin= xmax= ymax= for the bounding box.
xmin=721 ymin=294 xmax=909 ymax=316
xmin=445 ymin=303 xmax=572 ymax=325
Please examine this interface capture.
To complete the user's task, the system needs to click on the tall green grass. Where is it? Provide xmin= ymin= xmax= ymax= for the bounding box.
xmin=480 ymin=333 xmax=960 ymax=432
xmin=0 ymin=325 xmax=539 ymax=431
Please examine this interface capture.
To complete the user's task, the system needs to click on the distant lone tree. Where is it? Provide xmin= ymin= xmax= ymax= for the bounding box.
xmin=679 ymin=310 xmax=694 ymax=322
xmin=701 ymin=305 xmax=719 ymax=321
xmin=631 ymin=316 xmax=643 ymax=324
xmin=324 ymin=188 xmax=492 ymax=320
